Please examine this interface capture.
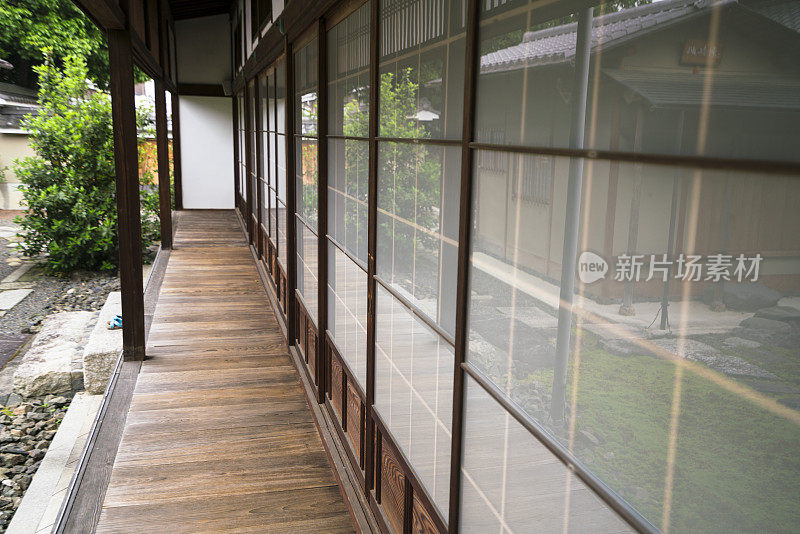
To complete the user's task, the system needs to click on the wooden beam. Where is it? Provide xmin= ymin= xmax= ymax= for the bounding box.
xmin=74 ymin=0 xmax=126 ymax=30
xmin=177 ymin=83 xmax=226 ymax=97
xmin=155 ymin=79 xmax=173 ymax=249
xmin=171 ymin=91 xmax=184 ymax=210
xmin=108 ymin=29 xmax=146 ymax=361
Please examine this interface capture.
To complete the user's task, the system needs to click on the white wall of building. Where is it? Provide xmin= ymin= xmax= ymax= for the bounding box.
xmin=179 ymin=96 xmax=234 ymax=209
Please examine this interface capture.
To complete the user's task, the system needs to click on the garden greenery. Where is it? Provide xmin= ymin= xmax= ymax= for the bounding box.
xmin=13 ymin=54 xmax=160 ymax=273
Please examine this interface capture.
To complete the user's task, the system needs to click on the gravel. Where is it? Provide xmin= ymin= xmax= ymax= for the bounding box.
xmin=0 ymin=393 xmax=71 ymax=531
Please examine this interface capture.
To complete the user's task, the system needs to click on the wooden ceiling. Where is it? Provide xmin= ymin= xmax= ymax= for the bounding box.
xmin=169 ymin=0 xmax=232 ymax=20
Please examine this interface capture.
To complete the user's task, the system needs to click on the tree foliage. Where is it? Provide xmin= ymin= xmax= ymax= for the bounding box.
xmin=0 ymin=0 xmax=111 ymax=88
xmin=13 ymin=55 xmax=160 ymax=273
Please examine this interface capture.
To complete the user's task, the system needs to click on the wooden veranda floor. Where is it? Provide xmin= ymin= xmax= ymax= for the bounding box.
xmin=95 ymin=210 xmax=354 ymax=533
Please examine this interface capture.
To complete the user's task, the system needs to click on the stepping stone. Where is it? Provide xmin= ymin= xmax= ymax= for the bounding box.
xmin=723 ymin=336 xmax=761 ymax=349
xmin=0 ymin=289 xmax=33 ymax=310
xmin=0 ymin=335 xmax=29 ymax=369
xmin=650 ymin=338 xmax=777 ymax=379
xmin=0 ymin=282 xmax=34 ymax=290
xmin=1 ymin=263 xmax=33 ymax=284
xmin=754 ymin=306 xmax=800 ymax=327
xmin=0 ymin=227 xmax=17 ymax=239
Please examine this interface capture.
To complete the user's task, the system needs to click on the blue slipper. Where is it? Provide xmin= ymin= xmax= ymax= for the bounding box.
xmin=107 ymin=314 xmax=122 ymax=330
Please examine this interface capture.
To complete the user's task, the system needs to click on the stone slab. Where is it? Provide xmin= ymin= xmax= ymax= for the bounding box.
xmin=82 ymin=292 xmax=122 ymax=395
xmin=13 ymin=312 xmax=94 ymax=398
xmin=0 ymin=263 xmax=33 ymax=284
xmin=0 ymin=289 xmax=32 ymax=310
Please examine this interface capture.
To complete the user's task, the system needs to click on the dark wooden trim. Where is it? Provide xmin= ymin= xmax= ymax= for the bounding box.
xmin=154 ymin=79 xmax=173 ymax=249
xmin=316 ymin=18 xmax=329 ymax=404
xmin=177 ymin=83 xmax=227 ymax=97
xmin=108 ymin=29 xmax=146 ymax=361
xmin=286 ymin=35 xmax=298 ymax=346
xmin=364 ymin=0 xmax=379 ymax=497
xmin=171 ymin=91 xmax=184 ymax=210
xmin=233 ymin=93 xmax=240 ymax=207
xmin=469 ymin=141 xmax=800 ymax=178
xmin=324 ymin=0 xmax=369 ymax=30
xmin=244 ymin=80 xmax=254 ymax=237
xmin=448 ymin=0 xmax=479 ymax=528
xmin=73 ymin=0 xmax=126 ymax=30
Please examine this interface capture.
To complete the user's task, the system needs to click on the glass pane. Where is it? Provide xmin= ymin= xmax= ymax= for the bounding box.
xmin=269 ymin=186 xmax=277 ymax=240
xmin=276 ymin=58 xmax=286 ymax=134
xmin=295 ymin=38 xmax=318 ymax=136
xmin=476 ymin=0 xmax=800 ymax=163
xmin=328 ymin=1 xmax=371 ymax=137
xmin=259 ymin=72 xmax=268 ymax=133
xmin=379 ymin=0 xmax=465 ymax=140
xmin=460 ymin=375 xmax=632 ymax=533
xmin=296 ymin=136 xmax=319 ymax=230
xmin=377 ymin=142 xmax=460 ymax=336
xmin=277 ymin=198 xmax=287 ymax=268
xmin=268 ymin=67 xmax=276 ymax=134
xmin=467 ymin=150 xmax=800 ymax=532
xmin=260 ymin=179 xmax=268 ymax=230
xmin=277 ymin=133 xmax=287 ymax=202
xmin=375 ymin=284 xmax=453 ymax=515
xmin=297 ymin=219 xmax=319 ymax=324
xmin=328 ymin=241 xmax=368 ymax=386
xmin=328 ymin=138 xmax=369 ymax=264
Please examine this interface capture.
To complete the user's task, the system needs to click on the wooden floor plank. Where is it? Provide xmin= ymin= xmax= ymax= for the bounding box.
xmin=95 ymin=210 xmax=354 ymax=533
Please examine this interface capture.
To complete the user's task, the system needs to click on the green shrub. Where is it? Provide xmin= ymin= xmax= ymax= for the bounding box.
xmin=13 ymin=54 xmax=160 ymax=273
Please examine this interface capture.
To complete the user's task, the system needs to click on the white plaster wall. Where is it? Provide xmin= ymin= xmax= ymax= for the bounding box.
xmin=0 ymin=133 xmax=35 ymax=210
xmin=179 ymin=96 xmax=234 ymax=209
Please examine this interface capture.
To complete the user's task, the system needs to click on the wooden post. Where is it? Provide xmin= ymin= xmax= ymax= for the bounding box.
xmin=171 ymin=91 xmax=183 ymax=210
xmin=155 ymin=79 xmax=173 ymax=249
xmin=108 ymin=29 xmax=145 ymax=361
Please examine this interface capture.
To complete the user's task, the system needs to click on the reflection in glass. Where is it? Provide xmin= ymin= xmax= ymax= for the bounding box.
xmin=475 ymin=0 xmax=800 ymax=162
xmin=329 ymin=139 xmax=368 ymax=264
xmin=297 ymin=220 xmax=319 ymax=323
xmin=375 ymin=284 xmax=453 ymax=515
xmin=296 ymin=137 xmax=319 ymax=229
xmin=460 ymin=375 xmax=631 ymax=533
xmin=328 ymin=1 xmax=370 ymax=138
xmin=377 ymin=142 xmax=460 ymax=336
xmin=379 ymin=0 xmax=465 ymax=140
xmin=467 ymin=148 xmax=800 ymax=531
xmin=328 ymin=243 xmax=368 ymax=386
xmin=295 ymin=38 xmax=318 ymax=136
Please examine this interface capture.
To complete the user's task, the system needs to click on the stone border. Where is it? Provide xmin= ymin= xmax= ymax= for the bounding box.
xmin=6 ymin=393 xmax=102 ymax=534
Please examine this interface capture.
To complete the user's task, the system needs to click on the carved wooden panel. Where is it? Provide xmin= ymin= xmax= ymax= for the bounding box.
xmin=330 ymin=355 xmax=343 ymax=423
xmin=346 ymin=382 xmax=362 ymax=465
xmin=308 ymin=327 xmax=317 ymax=381
xmin=412 ymin=493 xmax=439 ymax=534
xmin=380 ymin=441 xmax=406 ymax=534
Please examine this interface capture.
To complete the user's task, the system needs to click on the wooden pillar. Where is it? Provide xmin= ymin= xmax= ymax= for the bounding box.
xmin=171 ymin=91 xmax=183 ymax=210
xmin=155 ymin=79 xmax=173 ymax=249
xmin=108 ymin=29 xmax=145 ymax=361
